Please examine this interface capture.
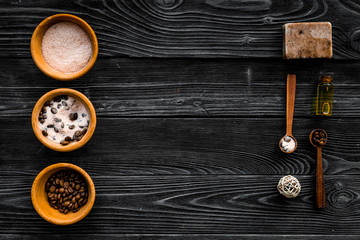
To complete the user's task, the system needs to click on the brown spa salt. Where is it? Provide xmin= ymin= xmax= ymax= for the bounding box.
xmin=41 ymin=22 xmax=92 ymax=73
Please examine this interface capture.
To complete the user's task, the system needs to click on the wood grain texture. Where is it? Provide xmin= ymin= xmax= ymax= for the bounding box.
xmin=0 ymin=58 xmax=360 ymax=117
xmin=0 ymin=0 xmax=360 ymax=58
xmin=1 ymin=117 xmax=360 ymax=176
xmin=2 ymin=235 xmax=360 ymax=240
xmin=0 ymin=175 xmax=360 ymax=234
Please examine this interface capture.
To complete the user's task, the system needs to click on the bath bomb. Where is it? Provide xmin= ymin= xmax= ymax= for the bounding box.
xmin=283 ymin=22 xmax=332 ymax=59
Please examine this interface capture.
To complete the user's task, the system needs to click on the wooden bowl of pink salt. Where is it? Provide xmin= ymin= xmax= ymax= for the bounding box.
xmin=32 ymin=88 xmax=96 ymax=152
xmin=31 ymin=14 xmax=98 ymax=81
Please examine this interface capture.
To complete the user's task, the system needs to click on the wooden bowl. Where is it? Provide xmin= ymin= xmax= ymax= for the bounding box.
xmin=31 ymin=163 xmax=95 ymax=225
xmin=31 ymin=88 xmax=96 ymax=152
xmin=30 ymin=14 xmax=98 ymax=81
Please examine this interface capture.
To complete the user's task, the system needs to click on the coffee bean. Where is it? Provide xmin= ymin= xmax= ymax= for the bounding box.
xmin=51 ymin=108 xmax=57 ymax=114
xmin=77 ymin=135 xmax=83 ymax=141
xmin=46 ymin=170 xmax=89 ymax=214
xmin=42 ymin=107 xmax=47 ymax=113
xmin=40 ymin=119 xmax=45 ymax=124
xmin=81 ymin=128 xmax=87 ymax=136
xmin=69 ymin=125 xmax=75 ymax=130
xmin=54 ymin=127 xmax=59 ymax=133
xmin=60 ymin=95 xmax=68 ymax=100
xmin=60 ymin=140 xmax=70 ymax=146
xmin=61 ymin=122 xmax=64 ymax=128
xmin=62 ymin=101 xmax=68 ymax=106
xmin=44 ymin=101 xmax=51 ymax=106
xmin=79 ymin=187 xmax=85 ymax=193
xmin=69 ymin=112 xmax=78 ymax=121
xmin=54 ymin=118 xmax=61 ymax=122
xmin=42 ymin=130 xmax=48 ymax=137
xmin=65 ymin=136 xmax=72 ymax=142
xmin=75 ymin=130 xmax=81 ymax=137
xmin=47 ymin=124 xmax=54 ymax=128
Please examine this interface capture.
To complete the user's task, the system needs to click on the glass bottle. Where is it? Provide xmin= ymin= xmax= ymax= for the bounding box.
xmin=316 ymin=75 xmax=333 ymax=116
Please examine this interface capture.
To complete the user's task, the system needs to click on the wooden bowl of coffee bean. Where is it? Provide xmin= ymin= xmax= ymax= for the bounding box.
xmin=31 ymin=163 xmax=95 ymax=225
xmin=32 ymin=88 xmax=96 ymax=152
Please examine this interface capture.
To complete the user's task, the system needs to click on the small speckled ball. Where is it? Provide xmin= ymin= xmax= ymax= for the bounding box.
xmin=277 ymin=175 xmax=301 ymax=198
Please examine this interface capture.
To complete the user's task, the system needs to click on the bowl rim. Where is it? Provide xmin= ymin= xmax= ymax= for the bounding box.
xmin=31 ymin=163 xmax=96 ymax=225
xmin=31 ymin=88 xmax=96 ymax=152
xmin=30 ymin=13 xmax=98 ymax=81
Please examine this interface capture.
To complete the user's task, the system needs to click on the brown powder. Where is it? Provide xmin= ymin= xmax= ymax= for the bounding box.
xmin=41 ymin=22 xmax=92 ymax=73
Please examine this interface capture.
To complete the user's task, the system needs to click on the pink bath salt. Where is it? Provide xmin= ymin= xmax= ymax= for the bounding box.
xmin=41 ymin=22 xmax=92 ymax=73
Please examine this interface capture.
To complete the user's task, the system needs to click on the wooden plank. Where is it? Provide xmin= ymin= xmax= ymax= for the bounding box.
xmin=0 ymin=0 xmax=359 ymax=59
xmin=0 ymin=175 xmax=360 ymax=234
xmin=1 ymin=117 xmax=359 ymax=175
xmin=1 ymin=234 xmax=360 ymax=240
xmin=0 ymin=58 xmax=359 ymax=117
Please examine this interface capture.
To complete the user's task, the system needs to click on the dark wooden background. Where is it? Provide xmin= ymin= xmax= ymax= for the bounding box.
xmin=1 ymin=0 xmax=360 ymax=239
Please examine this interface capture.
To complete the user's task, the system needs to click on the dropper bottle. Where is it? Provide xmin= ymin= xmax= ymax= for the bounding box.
xmin=316 ymin=75 xmax=333 ymax=116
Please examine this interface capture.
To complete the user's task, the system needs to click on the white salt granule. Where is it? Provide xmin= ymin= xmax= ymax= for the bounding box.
xmin=281 ymin=136 xmax=296 ymax=152
xmin=41 ymin=22 xmax=92 ymax=73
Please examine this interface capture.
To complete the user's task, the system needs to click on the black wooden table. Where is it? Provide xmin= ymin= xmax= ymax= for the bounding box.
xmin=1 ymin=0 xmax=360 ymax=239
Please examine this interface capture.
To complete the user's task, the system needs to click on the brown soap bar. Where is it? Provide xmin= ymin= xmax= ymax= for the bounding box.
xmin=283 ymin=22 xmax=332 ymax=59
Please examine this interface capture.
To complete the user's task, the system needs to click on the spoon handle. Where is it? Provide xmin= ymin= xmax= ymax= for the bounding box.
xmin=286 ymin=74 xmax=296 ymax=136
xmin=316 ymin=147 xmax=326 ymax=208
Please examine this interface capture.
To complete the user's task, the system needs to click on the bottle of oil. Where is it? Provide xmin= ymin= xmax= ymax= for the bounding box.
xmin=316 ymin=75 xmax=333 ymax=116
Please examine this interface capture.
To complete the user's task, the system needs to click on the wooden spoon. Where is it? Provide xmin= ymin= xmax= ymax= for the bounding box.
xmin=309 ymin=129 xmax=328 ymax=209
xmin=279 ymin=74 xmax=297 ymax=153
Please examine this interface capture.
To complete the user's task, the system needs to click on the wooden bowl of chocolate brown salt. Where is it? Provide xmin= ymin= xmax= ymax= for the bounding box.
xmin=31 ymin=163 xmax=95 ymax=225
xmin=31 ymin=14 xmax=98 ymax=81
xmin=32 ymin=88 xmax=96 ymax=152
